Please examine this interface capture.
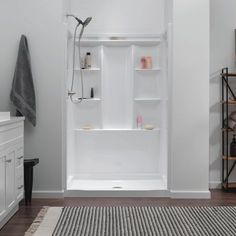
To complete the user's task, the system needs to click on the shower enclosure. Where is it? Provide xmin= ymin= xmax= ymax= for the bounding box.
xmin=65 ymin=0 xmax=171 ymax=197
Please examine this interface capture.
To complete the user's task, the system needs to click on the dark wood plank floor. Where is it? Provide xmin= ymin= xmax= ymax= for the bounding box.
xmin=0 ymin=190 xmax=235 ymax=236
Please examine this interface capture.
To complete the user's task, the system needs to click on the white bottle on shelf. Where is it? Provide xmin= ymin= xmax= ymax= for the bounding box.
xmin=84 ymin=52 xmax=92 ymax=69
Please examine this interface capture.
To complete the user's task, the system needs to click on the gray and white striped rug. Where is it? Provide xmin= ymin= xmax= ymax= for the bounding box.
xmin=50 ymin=206 xmax=236 ymax=236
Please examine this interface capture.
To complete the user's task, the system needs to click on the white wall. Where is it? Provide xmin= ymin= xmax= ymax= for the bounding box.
xmin=0 ymin=0 xmax=211 ymax=197
xmin=210 ymin=0 xmax=236 ymax=187
xmin=69 ymin=0 xmax=165 ymax=35
xmin=0 ymin=0 xmax=66 ymax=194
xmin=170 ymin=0 xmax=210 ymax=197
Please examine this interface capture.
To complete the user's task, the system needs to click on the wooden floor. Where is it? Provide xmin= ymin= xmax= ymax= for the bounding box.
xmin=0 ymin=190 xmax=235 ymax=236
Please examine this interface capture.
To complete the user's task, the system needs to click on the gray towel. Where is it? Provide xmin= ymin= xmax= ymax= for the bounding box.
xmin=10 ymin=35 xmax=36 ymax=126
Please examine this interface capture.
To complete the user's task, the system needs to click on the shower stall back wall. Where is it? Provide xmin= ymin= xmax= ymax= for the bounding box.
xmin=66 ymin=0 xmax=169 ymax=196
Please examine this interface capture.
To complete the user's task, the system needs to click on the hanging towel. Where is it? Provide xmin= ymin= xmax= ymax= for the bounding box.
xmin=10 ymin=35 xmax=36 ymax=126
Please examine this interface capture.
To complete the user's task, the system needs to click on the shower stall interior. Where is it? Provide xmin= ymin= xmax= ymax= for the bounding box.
xmin=66 ymin=0 xmax=170 ymax=196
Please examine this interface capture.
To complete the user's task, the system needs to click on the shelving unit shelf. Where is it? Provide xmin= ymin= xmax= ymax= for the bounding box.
xmin=221 ymin=67 xmax=236 ymax=191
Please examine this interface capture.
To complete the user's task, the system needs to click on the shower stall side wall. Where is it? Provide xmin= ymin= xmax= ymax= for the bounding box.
xmin=66 ymin=37 xmax=168 ymax=194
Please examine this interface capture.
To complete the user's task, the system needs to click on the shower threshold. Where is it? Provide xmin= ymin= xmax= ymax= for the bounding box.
xmin=65 ymin=178 xmax=168 ymax=197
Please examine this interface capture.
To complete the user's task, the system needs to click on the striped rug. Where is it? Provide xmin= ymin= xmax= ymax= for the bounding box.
xmin=48 ymin=206 xmax=236 ymax=236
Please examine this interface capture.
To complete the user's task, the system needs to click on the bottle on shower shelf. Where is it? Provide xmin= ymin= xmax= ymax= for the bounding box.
xmin=80 ymin=57 xmax=85 ymax=69
xmin=136 ymin=115 xmax=143 ymax=129
xmin=146 ymin=56 xmax=153 ymax=69
xmin=85 ymin=52 xmax=92 ymax=69
xmin=90 ymin=88 xmax=94 ymax=98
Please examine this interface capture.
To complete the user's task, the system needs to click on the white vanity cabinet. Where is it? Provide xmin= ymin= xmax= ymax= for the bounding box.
xmin=0 ymin=117 xmax=25 ymax=229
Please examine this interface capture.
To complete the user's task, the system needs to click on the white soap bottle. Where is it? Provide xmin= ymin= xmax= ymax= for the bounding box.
xmin=85 ymin=52 xmax=92 ymax=69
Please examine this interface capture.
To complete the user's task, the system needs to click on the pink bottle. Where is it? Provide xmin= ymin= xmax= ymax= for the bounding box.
xmin=136 ymin=116 xmax=143 ymax=129
xmin=140 ymin=57 xmax=148 ymax=69
xmin=146 ymin=56 xmax=153 ymax=69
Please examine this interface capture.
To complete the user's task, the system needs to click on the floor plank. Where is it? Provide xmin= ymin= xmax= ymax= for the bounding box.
xmin=0 ymin=190 xmax=235 ymax=236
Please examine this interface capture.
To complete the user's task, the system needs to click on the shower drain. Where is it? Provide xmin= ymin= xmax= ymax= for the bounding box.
xmin=112 ymin=186 xmax=123 ymax=189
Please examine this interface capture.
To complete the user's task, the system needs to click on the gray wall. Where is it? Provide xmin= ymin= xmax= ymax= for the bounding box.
xmin=0 ymin=0 xmax=66 ymax=193
xmin=210 ymin=0 xmax=236 ymax=187
xmin=170 ymin=0 xmax=209 ymax=195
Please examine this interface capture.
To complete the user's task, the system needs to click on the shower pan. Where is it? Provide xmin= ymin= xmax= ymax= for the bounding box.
xmin=65 ymin=3 xmax=170 ymax=197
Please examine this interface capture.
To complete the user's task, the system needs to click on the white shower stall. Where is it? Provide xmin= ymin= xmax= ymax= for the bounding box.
xmin=66 ymin=0 xmax=171 ymax=196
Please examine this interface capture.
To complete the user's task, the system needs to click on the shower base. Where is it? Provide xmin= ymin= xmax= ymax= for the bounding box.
xmin=65 ymin=176 xmax=168 ymax=197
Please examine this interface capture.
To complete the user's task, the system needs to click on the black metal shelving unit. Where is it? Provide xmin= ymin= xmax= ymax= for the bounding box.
xmin=221 ymin=67 xmax=236 ymax=191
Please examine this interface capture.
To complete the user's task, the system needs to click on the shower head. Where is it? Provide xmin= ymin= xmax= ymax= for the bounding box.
xmin=83 ymin=17 xmax=92 ymax=27
xmin=79 ymin=17 xmax=92 ymax=39
xmin=66 ymin=15 xmax=92 ymax=27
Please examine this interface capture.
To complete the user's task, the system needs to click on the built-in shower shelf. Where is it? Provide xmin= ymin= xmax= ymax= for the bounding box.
xmin=77 ymin=38 xmax=161 ymax=47
xmin=135 ymin=68 xmax=161 ymax=72
xmin=81 ymin=98 xmax=101 ymax=102
xmin=72 ymin=67 xmax=101 ymax=71
xmin=134 ymin=98 xmax=161 ymax=101
xmin=74 ymin=128 xmax=160 ymax=132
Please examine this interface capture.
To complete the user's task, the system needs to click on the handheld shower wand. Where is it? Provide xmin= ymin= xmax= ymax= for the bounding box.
xmin=66 ymin=15 xmax=92 ymax=103
xmin=79 ymin=17 xmax=92 ymax=39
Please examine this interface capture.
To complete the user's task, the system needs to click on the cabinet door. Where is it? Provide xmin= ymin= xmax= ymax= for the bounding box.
xmin=15 ymin=143 xmax=24 ymax=201
xmin=5 ymin=147 xmax=16 ymax=210
xmin=0 ymin=152 xmax=6 ymax=221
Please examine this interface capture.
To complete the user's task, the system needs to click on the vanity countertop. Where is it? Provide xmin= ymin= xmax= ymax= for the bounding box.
xmin=0 ymin=117 xmax=25 ymax=127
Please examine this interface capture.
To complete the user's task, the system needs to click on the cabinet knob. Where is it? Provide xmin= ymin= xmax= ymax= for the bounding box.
xmin=5 ymin=159 xmax=12 ymax=163
xmin=17 ymin=156 xmax=24 ymax=160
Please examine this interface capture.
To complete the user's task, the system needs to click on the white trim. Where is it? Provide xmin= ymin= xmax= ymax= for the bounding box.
xmin=170 ymin=190 xmax=211 ymax=199
xmin=167 ymin=23 xmax=173 ymax=192
xmin=209 ymin=181 xmax=221 ymax=189
xmin=0 ymin=205 xmax=19 ymax=229
xmin=64 ymin=190 xmax=169 ymax=198
xmin=32 ymin=190 xmax=64 ymax=198
xmin=32 ymin=189 xmax=212 ymax=199
xmin=61 ymin=22 xmax=68 ymax=197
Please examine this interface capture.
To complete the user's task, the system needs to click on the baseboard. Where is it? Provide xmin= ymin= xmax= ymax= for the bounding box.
xmin=32 ymin=190 xmax=64 ymax=198
xmin=32 ymin=189 xmax=212 ymax=199
xmin=0 ymin=205 xmax=19 ymax=229
xmin=64 ymin=190 xmax=170 ymax=198
xmin=170 ymin=190 xmax=211 ymax=199
xmin=209 ymin=181 xmax=221 ymax=189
